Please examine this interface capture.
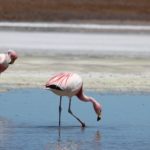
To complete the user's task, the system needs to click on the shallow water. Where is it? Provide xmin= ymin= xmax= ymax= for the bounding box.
xmin=0 ymin=89 xmax=150 ymax=150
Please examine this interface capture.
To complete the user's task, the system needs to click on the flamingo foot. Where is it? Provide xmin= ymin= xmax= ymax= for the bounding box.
xmin=81 ymin=123 xmax=86 ymax=128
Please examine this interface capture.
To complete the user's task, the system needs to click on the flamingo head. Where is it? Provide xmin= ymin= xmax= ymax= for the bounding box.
xmin=8 ymin=50 xmax=18 ymax=64
xmin=93 ymin=101 xmax=102 ymax=121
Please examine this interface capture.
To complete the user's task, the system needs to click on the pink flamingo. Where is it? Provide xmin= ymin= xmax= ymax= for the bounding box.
xmin=45 ymin=72 xmax=102 ymax=127
xmin=0 ymin=50 xmax=18 ymax=74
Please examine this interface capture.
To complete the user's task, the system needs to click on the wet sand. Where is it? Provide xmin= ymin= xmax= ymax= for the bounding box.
xmin=1 ymin=53 xmax=150 ymax=93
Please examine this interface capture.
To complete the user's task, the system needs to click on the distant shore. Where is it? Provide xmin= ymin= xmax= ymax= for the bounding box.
xmin=0 ymin=0 xmax=150 ymax=24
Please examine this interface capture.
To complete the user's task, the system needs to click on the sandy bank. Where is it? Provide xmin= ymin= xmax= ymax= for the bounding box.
xmin=0 ymin=54 xmax=150 ymax=93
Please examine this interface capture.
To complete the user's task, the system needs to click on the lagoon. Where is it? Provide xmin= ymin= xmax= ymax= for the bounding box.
xmin=0 ymin=89 xmax=150 ymax=150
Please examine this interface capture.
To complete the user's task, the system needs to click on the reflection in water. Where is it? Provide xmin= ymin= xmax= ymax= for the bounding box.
xmin=93 ymin=130 xmax=101 ymax=150
xmin=94 ymin=130 xmax=101 ymax=142
xmin=57 ymin=126 xmax=86 ymax=141
xmin=58 ymin=127 xmax=61 ymax=141
xmin=45 ymin=127 xmax=101 ymax=150
xmin=54 ymin=141 xmax=79 ymax=150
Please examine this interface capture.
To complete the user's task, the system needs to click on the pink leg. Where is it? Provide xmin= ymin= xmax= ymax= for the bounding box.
xmin=59 ymin=96 xmax=62 ymax=127
xmin=68 ymin=98 xmax=85 ymax=127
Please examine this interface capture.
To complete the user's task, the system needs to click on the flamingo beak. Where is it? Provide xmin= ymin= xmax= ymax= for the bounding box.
xmin=97 ymin=112 xmax=101 ymax=121
xmin=97 ymin=115 xmax=101 ymax=121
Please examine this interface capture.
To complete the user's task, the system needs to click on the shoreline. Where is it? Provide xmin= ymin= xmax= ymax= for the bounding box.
xmin=1 ymin=87 xmax=150 ymax=95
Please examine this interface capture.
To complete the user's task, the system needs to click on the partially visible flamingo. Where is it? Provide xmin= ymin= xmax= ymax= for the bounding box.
xmin=45 ymin=72 xmax=102 ymax=127
xmin=0 ymin=50 xmax=18 ymax=74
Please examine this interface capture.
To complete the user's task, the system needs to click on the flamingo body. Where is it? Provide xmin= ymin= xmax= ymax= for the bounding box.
xmin=0 ymin=54 xmax=9 ymax=73
xmin=46 ymin=72 xmax=82 ymax=97
xmin=0 ymin=50 xmax=18 ymax=74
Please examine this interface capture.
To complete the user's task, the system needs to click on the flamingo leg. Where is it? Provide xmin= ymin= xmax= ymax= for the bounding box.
xmin=68 ymin=98 xmax=85 ymax=127
xmin=59 ymin=96 xmax=62 ymax=127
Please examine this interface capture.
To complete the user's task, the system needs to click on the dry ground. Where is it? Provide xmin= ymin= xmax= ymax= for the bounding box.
xmin=1 ymin=54 xmax=150 ymax=93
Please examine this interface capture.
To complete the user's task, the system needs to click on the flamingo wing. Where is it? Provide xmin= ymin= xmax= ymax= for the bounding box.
xmin=45 ymin=72 xmax=83 ymax=96
xmin=0 ymin=54 xmax=8 ymax=73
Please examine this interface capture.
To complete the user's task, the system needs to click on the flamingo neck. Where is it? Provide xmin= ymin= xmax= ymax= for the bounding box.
xmin=77 ymin=90 xmax=96 ymax=103
xmin=6 ymin=54 xmax=11 ymax=64
xmin=76 ymin=86 xmax=90 ymax=102
xmin=76 ymin=87 xmax=101 ymax=114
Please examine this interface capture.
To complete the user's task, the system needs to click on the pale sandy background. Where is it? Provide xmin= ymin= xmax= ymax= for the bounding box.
xmin=1 ymin=47 xmax=150 ymax=93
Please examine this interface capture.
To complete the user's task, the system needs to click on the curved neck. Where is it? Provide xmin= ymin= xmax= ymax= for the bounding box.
xmin=76 ymin=87 xmax=98 ymax=104
xmin=76 ymin=86 xmax=88 ymax=101
xmin=76 ymin=86 xmax=101 ymax=115
xmin=6 ymin=54 xmax=11 ymax=64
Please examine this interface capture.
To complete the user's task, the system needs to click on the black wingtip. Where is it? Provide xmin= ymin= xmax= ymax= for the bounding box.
xmin=46 ymin=84 xmax=63 ymax=91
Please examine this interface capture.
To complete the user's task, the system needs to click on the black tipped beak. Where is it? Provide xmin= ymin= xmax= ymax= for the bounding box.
xmin=97 ymin=116 xmax=101 ymax=121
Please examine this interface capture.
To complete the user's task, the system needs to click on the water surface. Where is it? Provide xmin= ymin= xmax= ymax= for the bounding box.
xmin=0 ymin=89 xmax=150 ymax=150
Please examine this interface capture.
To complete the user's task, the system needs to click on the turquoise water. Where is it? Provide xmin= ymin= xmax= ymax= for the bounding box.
xmin=0 ymin=89 xmax=150 ymax=150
